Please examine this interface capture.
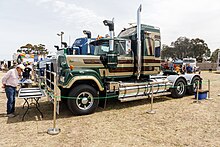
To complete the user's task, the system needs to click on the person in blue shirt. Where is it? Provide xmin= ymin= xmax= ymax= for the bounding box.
xmin=186 ymin=64 xmax=193 ymax=73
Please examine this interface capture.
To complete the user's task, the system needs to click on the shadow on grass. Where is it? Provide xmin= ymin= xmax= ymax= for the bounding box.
xmin=6 ymin=101 xmax=72 ymax=124
xmin=6 ymin=95 xmax=174 ymax=124
xmin=99 ymin=95 xmax=174 ymax=112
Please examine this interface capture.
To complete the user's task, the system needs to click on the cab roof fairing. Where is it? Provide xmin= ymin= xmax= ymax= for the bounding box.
xmin=118 ymin=24 xmax=160 ymax=38
xmin=89 ymin=37 xmax=129 ymax=46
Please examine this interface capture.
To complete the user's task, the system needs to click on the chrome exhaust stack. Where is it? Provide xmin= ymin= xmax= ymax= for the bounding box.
xmin=103 ymin=19 xmax=114 ymax=51
xmin=83 ymin=30 xmax=91 ymax=54
xmin=137 ymin=4 xmax=142 ymax=80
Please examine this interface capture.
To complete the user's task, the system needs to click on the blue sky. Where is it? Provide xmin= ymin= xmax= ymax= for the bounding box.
xmin=1 ymin=0 xmax=220 ymax=60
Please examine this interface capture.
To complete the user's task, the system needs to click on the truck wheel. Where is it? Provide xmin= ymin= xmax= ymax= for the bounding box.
xmin=187 ymin=76 xmax=201 ymax=95
xmin=171 ymin=78 xmax=186 ymax=98
xmin=67 ymin=84 xmax=99 ymax=115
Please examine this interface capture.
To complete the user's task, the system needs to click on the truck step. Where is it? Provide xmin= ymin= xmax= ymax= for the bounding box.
xmin=119 ymin=91 xmax=171 ymax=102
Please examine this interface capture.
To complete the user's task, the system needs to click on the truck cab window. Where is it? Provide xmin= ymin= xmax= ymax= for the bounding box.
xmin=154 ymin=40 xmax=161 ymax=57
xmin=92 ymin=39 xmax=130 ymax=56
xmin=145 ymin=37 xmax=154 ymax=56
xmin=114 ymin=41 xmax=126 ymax=55
xmin=93 ymin=41 xmax=109 ymax=55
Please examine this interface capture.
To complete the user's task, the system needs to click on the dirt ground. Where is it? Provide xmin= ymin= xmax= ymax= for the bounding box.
xmin=0 ymin=71 xmax=220 ymax=147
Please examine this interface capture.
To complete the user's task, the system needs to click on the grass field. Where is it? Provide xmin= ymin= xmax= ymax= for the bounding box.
xmin=0 ymin=71 xmax=220 ymax=146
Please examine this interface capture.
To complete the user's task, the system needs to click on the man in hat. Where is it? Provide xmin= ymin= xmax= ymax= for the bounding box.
xmin=1 ymin=64 xmax=25 ymax=117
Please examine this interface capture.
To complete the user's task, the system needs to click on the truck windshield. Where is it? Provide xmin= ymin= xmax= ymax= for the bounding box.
xmin=93 ymin=40 xmax=127 ymax=55
xmin=93 ymin=41 xmax=109 ymax=55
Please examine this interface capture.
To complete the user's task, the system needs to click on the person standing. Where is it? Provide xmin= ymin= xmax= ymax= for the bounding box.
xmin=186 ymin=64 xmax=193 ymax=73
xmin=22 ymin=63 xmax=32 ymax=79
xmin=1 ymin=64 xmax=25 ymax=117
xmin=181 ymin=65 xmax=186 ymax=74
xmin=175 ymin=65 xmax=180 ymax=74
xmin=1 ymin=63 xmax=5 ymax=71
xmin=168 ymin=61 xmax=174 ymax=71
xmin=9 ymin=62 xmax=17 ymax=70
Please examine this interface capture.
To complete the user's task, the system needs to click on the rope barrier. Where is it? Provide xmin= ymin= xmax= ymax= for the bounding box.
xmin=36 ymin=76 xmax=214 ymax=135
xmin=42 ymin=80 xmax=207 ymax=100
xmin=35 ymin=67 xmax=217 ymax=135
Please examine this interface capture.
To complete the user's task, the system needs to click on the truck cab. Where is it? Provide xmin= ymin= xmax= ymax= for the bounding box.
xmin=72 ymin=38 xmax=95 ymax=55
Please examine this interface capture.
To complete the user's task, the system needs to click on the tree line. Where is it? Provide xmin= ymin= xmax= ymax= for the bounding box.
xmin=161 ymin=37 xmax=219 ymax=63
xmin=17 ymin=43 xmax=48 ymax=55
xmin=17 ymin=40 xmax=219 ymax=63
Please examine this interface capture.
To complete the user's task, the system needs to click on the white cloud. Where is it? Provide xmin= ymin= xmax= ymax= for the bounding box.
xmin=33 ymin=0 xmax=105 ymax=28
xmin=29 ymin=0 xmax=111 ymax=43
xmin=143 ymin=0 xmax=220 ymax=50
xmin=1 ymin=0 xmax=220 ymax=60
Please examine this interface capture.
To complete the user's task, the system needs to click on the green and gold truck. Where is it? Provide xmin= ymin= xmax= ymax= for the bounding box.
xmin=44 ymin=5 xmax=201 ymax=115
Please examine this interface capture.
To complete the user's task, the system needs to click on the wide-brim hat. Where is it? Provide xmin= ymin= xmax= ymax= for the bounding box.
xmin=16 ymin=64 xmax=25 ymax=71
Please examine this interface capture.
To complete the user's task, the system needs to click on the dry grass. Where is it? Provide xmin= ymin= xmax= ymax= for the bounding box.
xmin=0 ymin=71 xmax=220 ymax=147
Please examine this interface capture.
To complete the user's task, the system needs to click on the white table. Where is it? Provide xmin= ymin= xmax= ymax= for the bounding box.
xmin=18 ymin=79 xmax=33 ymax=88
xmin=18 ymin=88 xmax=45 ymax=121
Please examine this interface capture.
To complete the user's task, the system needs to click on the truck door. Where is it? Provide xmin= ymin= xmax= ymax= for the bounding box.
xmin=108 ymin=40 xmax=134 ymax=77
xmin=92 ymin=39 xmax=134 ymax=78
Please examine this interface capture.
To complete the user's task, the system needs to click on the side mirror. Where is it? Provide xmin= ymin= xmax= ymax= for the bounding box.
xmin=61 ymin=61 xmax=67 ymax=68
xmin=60 ymin=61 xmax=69 ymax=69
xmin=100 ymin=51 xmax=118 ymax=69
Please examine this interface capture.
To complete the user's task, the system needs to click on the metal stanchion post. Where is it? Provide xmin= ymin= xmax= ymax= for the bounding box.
xmin=194 ymin=81 xmax=201 ymax=103
xmin=47 ymin=94 xmax=61 ymax=135
xmin=147 ymin=85 xmax=156 ymax=114
xmin=47 ymin=72 xmax=61 ymax=135
xmin=207 ymin=79 xmax=213 ymax=100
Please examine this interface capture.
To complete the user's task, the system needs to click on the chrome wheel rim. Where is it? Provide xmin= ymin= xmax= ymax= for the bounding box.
xmin=176 ymin=82 xmax=185 ymax=95
xmin=76 ymin=92 xmax=94 ymax=110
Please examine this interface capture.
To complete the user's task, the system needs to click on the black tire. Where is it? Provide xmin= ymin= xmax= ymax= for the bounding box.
xmin=67 ymin=84 xmax=99 ymax=115
xmin=187 ymin=76 xmax=201 ymax=95
xmin=171 ymin=78 xmax=187 ymax=98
